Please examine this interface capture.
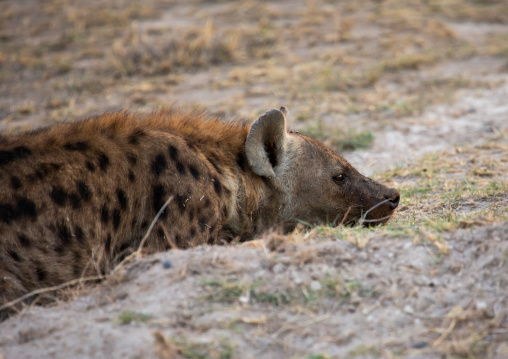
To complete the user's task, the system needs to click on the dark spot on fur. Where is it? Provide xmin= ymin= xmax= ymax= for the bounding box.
xmin=128 ymin=170 xmax=136 ymax=182
xmin=10 ymin=176 xmax=22 ymax=189
xmin=64 ymin=141 xmax=89 ymax=152
xmin=57 ymin=221 xmax=72 ymax=245
xmin=77 ymin=182 xmax=92 ymax=201
xmin=128 ymin=130 xmax=146 ymax=145
xmin=112 ymin=209 xmax=121 ymax=231
xmin=26 ymin=169 xmax=42 ymax=182
xmin=54 ymin=221 xmax=72 ymax=253
xmin=199 ymin=217 xmax=208 ymax=233
xmin=16 ymin=146 xmax=33 ymax=157
xmin=0 ymin=146 xmax=32 ymax=166
xmin=0 ymin=203 xmax=16 ymax=224
xmin=37 ymin=164 xmax=53 ymax=178
xmin=51 ymin=163 xmax=62 ymax=171
xmin=204 ymin=198 xmax=211 ymax=208
xmin=152 ymin=184 xmax=167 ymax=219
xmin=74 ymin=225 xmax=85 ymax=244
xmin=152 ymin=154 xmax=167 ymax=176
xmin=212 ymin=177 xmax=222 ymax=195
xmin=50 ymin=186 xmax=67 ymax=207
xmin=69 ymin=193 xmax=81 ymax=209
xmin=188 ymin=208 xmax=195 ymax=221
xmin=168 ymin=145 xmax=178 ymax=160
xmin=86 ymin=161 xmax=96 ymax=172
xmin=36 ymin=169 xmax=45 ymax=179
xmin=105 ymin=234 xmax=112 ymax=255
xmin=237 ymin=151 xmax=249 ymax=171
xmin=101 ymin=204 xmax=109 ymax=223
xmin=98 ymin=152 xmax=110 ymax=171
xmin=157 ymin=228 xmax=165 ymax=239
xmin=190 ymin=227 xmax=196 ymax=237
xmin=127 ymin=153 xmax=137 ymax=165
xmin=7 ymin=249 xmax=21 ymax=262
xmin=35 ymin=263 xmax=47 ymax=282
xmin=176 ymin=161 xmax=186 ymax=175
xmin=18 ymin=235 xmax=31 ymax=247
xmin=116 ymin=189 xmax=127 ymax=209
xmin=17 ymin=197 xmax=37 ymax=219
xmin=189 ymin=165 xmax=200 ymax=179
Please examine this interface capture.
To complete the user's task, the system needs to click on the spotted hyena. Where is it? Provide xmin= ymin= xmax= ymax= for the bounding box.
xmin=0 ymin=107 xmax=399 ymax=318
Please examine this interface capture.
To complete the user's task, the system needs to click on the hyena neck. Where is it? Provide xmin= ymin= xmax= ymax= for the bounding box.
xmin=216 ymin=146 xmax=283 ymax=243
xmin=221 ymin=172 xmax=284 ymax=242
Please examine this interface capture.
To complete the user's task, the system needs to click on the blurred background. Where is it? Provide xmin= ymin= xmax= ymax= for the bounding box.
xmin=1 ymin=0 xmax=507 ymax=171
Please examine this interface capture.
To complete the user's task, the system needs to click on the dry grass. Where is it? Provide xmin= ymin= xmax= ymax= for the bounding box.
xmin=2 ymin=0 xmax=508 ymax=129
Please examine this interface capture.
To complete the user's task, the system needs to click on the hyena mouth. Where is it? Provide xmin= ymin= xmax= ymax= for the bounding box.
xmin=337 ymin=199 xmax=396 ymax=227
xmin=358 ymin=198 xmax=397 ymax=227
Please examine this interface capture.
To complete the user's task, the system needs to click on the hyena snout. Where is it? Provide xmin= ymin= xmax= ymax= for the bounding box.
xmin=384 ymin=188 xmax=400 ymax=210
xmin=361 ymin=185 xmax=400 ymax=225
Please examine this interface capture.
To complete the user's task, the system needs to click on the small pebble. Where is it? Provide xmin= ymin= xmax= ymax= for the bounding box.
xmin=403 ymin=304 xmax=414 ymax=314
xmin=309 ymin=280 xmax=322 ymax=291
xmin=162 ymin=260 xmax=172 ymax=269
xmin=476 ymin=301 xmax=487 ymax=310
xmin=412 ymin=341 xmax=428 ymax=349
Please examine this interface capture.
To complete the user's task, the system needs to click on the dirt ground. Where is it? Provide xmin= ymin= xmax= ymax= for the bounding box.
xmin=0 ymin=0 xmax=507 ymax=358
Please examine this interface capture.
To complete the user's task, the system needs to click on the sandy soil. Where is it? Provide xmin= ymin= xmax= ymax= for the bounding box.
xmin=0 ymin=0 xmax=507 ymax=358
xmin=0 ymin=222 xmax=507 ymax=359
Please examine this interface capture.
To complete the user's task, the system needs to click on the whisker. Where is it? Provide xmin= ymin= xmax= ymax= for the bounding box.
xmin=358 ymin=198 xmax=390 ymax=225
xmin=360 ymin=214 xmax=393 ymax=223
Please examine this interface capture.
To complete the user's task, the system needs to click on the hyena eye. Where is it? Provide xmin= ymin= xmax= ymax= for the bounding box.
xmin=333 ymin=174 xmax=347 ymax=184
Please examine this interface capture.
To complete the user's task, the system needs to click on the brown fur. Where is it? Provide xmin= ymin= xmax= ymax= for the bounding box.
xmin=0 ymin=107 xmax=399 ymax=318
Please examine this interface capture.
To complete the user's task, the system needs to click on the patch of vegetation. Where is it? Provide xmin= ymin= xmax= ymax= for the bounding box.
xmin=381 ymin=52 xmax=437 ymax=72
xmin=300 ymin=121 xmax=374 ymax=152
xmin=111 ymin=21 xmax=241 ymax=76
xmin=115 ymin=310 xmax=153 ymax=325
xmin=203 ymin=279 xmax=291 ymax=306
xmin=307 ymin=354 xmax=329 ymax=359
xmin=202 ymin=275 xmax=380 ymax=309
xmin=172 ymin=337 xmax=234 ymax=359
xmin=348 ymin=344 xmax=380 ymax=358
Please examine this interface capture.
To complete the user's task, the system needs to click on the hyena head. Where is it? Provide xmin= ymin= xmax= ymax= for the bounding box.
xmin=245 ymin=107 xmax=400 ymax=230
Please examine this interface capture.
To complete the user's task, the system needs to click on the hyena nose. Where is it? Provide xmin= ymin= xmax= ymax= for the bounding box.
xmin=384 ymin=189 xmax=400 ymax=210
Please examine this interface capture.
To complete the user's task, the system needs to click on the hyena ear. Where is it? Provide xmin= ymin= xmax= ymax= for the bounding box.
xmin=245 ymin=106 xmax=288 ymax=178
